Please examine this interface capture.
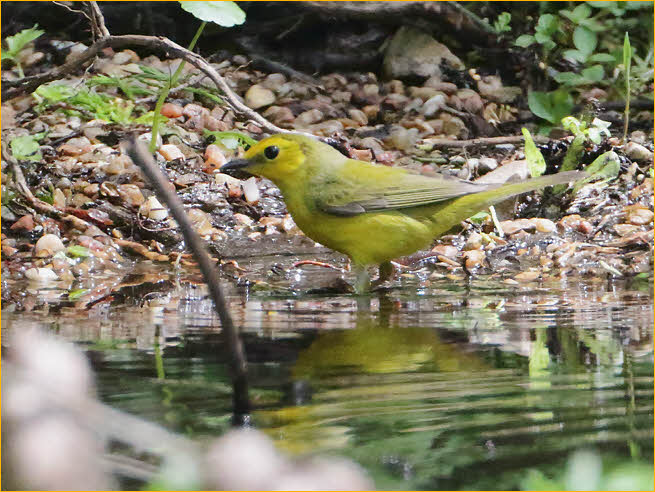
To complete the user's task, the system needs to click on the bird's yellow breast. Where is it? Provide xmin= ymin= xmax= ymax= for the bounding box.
xmin=283 ymin=191 xmax=434 ymax=265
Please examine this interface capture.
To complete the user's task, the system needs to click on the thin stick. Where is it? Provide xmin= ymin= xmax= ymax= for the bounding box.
xmin=2 ymin=35 xmax=296 ymax=137
xmin=125 ymin=139 xmax=250 ymax=425
xmin=425 ymin=134 xmax=551 ymax=149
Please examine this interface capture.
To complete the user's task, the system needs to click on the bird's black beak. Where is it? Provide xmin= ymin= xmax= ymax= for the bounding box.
xmin=220 ymin=158 xmax=253 ymax=179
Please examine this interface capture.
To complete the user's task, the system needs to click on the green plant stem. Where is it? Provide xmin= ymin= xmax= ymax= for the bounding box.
xmin=623 ymin=32 xmax=632 ymax=142
xmin=149 ymin=21 xmax=206 ymax=152
xmin=16 ymin=62 xmax=24 ymax=79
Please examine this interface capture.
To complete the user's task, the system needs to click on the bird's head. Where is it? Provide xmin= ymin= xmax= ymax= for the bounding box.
xmin=220 ymin=134 xmax=311 ymax=184
xmin=220 ymin=133 xmax=348 ymax=186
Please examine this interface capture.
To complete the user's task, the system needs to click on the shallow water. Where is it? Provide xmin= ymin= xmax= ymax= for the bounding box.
xmin=2 ymin=251 xmax=653 ymax=490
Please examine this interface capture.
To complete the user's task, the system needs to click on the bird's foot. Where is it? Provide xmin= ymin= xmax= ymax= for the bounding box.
xmin=371 ymin=261 xmax=396 ymax=290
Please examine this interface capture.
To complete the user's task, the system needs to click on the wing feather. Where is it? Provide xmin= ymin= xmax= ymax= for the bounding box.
xmin=314 ymin=159 xmax=495 ymax=216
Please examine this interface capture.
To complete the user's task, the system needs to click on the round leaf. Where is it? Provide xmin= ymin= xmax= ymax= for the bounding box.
xmin=573 ymin=26 xmax=597 ymax=55
xmin=179 ymin=1 xmax=246 ymax=27
xmin=515 ymin=34 xmax=535 ymax=47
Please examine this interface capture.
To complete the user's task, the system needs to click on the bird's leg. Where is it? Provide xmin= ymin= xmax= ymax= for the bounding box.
xmin=372 ymin=261 xmax=395 ymax=288
xmin=353 ymin=264 xmax=371 ymax=294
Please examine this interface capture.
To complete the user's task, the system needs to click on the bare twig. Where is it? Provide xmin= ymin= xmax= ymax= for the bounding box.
xmin=53 ymin=1 xmax=92 ymax=23
xmin=125 ymin=139 xmax=250 ymax=425
xmin=425 ymin=134 xmax=551 ymax=150
xmin=2 ymin=34 xmax=298 ymax=137
xmin=2 ymin=142 xmax=93 ymax=231
xmin=86 ymin=1 xmax=110 ymax=40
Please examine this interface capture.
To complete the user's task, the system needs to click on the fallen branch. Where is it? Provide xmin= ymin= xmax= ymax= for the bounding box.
xmin=2 ymin=142 xmax=94 ymax=231
xmin=425 ymin=134 xmax=551 ymax=149
xmin=2 ymin=34 xmax=290 ymax=136
xmin=125 ymin=139 xmax=250 ymax=425
xmin=85 ymin=1 xmax=110 ymax=40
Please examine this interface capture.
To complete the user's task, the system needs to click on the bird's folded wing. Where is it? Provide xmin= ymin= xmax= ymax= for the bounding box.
xmin=315 ymin=164 xmax=495 ymax=216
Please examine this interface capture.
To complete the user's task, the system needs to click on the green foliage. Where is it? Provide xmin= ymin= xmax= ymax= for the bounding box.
xmin=68 ymin=288 xmax=90 ymax=301
xmin=149 ymin=1 xmax=246 ymax=152
xmin=10 ymin=134 xmax=43 ymax=162
xmin=203 ymin=130 xmax=257 ymax=149
xmin=2 ymin=25 xmax=44 ymax=77
xmin=183 ymin=86 xmax=225 ymax=105
xmin=527 ymin=89 xmax=574 ymax=125
xmin=88 ymin=74 xmax=156 ymax=99
xmin=622 ymin=32 xmax=632 ymax=141
xmin=493 ymin=12 xmax=512 ymax=33
xmin=179 ymin=1 xmax=246 ymax=27
xmin=35 ymin=82 xmax=135 ymax=124
xmin=66 ymin=245 xmax=91 ymax=258
xmin=521 ymin=128 xmax=547 ymax=178
xmin=561 ymin=115 xmax=611 ymax=144
xmin=522 ymin=450 xmax=654 ymax=491
xmin=516 ymin=2 xmax=652 ymax=101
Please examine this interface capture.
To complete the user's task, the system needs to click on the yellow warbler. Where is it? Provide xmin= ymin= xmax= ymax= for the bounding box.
xmin=222 ymin=134 xmax=582 ymax=292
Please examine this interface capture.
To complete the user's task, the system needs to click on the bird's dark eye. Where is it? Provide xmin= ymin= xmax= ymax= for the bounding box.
xmin=264 ymin=145 xmax=279 ymax=160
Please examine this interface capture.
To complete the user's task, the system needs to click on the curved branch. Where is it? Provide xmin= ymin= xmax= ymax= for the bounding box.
xmin=2 ymin=34 xmax=290 ymax=135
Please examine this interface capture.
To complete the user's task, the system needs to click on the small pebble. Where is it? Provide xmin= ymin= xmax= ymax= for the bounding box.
xmin=242 ymin=177 xmax=260 ymax=204
xmin=245 ymin=85 xmax=276 ymax=109
xmin=35 ymin=234 xmax=65 ymax=256
xmin=204 ymin=144 xmax=228 ymax=171
xmin=295 ymin=109 xmax=324 ymax=127
xmin=160 ymin=103 xmax=184 ymax=118
xmin=531 ymin=218 xmax=557 ymax=233
xmin=463 ymin=250 xmax=485 ymax=269
xmin=431 ymin=244 xmax=458 ymax=258
xmin=187 ymin=209 xmax=214 ymax=236
xmin=138 ymin=196 xmax=168 ymax=221
xmin=158 ymin=144 xmax=185 ymax=161
xmin=515 ymin=271 xmax=540 ymax=282
xmin=624 ymin=141 xmax=653 ymax=162
xmin=25 ymin=267 xmax=59 ymax=283
xmin=262 ymin=106 xmax=295 ymax=125
xmin=10 ymin=215 xmax=35 ymax=232
xmin=626 ymin=206 xmax=654 ymax=225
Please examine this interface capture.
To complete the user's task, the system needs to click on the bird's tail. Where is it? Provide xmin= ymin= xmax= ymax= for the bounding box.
xmin=429 ymin=170 xmax=585 ymax=237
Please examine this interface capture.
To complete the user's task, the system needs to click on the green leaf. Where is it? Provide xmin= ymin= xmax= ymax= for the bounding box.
xmin=562 ymin=4 xmax=592 ymax=23
xmin=515 ymin=34 xmax=535 ymax=47
xmin=10 ymin=134 xmax=42 ymax=162
xmin=554 ymin=71 xmax=586 ymax=85
xmin=561 ymin=116 xmax=584 ymax=136
xmin=35 ymin=82 xmax=76 ymax=103
xmin=66 ymin=245 xmax=91 ymax=258
xmin=561 ymin=134 xmax=586 ymax=172
xmin=536 ymin=14 xmax=559 ymax=35
xmin=586 ymin=1 xmax=617 ymax=8
xmin=587 ymin=53 xmax=616 ymax=63
xmin=534 ymin=31 xmax=553 ymax=45
xmin=573 ymin=26 xmax=597 ymax=55
xmin=581 ymin=64 xmax=604 ymax=82
xmin=562 ymin=49 xmax=588 ymax=63
xmin=179 ymin=1 xmax=246 ymax=27
xmin=493 ymin=12 xmax=512 ymax=33
xmin=468 ymin=211 xmax=490 ymax=224
xmin=528 ymin=90 xmax=574 ymax=124
xmin=3 ymin=25 xmax=44 ymax=59
xmin=573 ymin=151 xmax=621 ymax=193
xmin=522 ymin=128 xmax=547 ymax=178
xmin=623 ymin=32 xmax=632 ymax=82
xmin=68 ymin=289 xmax=90 ymax=301
xmin=203 ymin=130 xmax=257 ymax=148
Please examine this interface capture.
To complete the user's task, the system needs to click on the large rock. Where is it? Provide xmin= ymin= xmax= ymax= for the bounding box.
xmin=383 ymin=27 xmax=464 ymax=81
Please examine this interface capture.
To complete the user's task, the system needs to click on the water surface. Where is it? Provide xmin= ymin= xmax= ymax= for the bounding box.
xmin=2 ymin=253 xmax=653 ymax=490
